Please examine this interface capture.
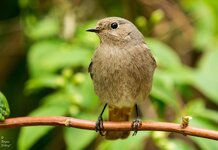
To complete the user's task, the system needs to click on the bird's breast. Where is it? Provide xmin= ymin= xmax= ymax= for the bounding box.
xmin=91 ymin=46 xmax=147 ymax=107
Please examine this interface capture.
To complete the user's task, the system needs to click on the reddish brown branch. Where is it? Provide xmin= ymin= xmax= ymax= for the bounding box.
xmin=0 ymin=116 xmax=217 ymax=140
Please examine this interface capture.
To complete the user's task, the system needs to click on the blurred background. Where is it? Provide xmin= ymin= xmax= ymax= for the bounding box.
xmin=0 ymin=0 xmax=218 ymax=149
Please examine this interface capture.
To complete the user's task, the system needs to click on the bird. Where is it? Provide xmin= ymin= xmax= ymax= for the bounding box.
xmin=87 ymin=17 xmax=156 ymax=140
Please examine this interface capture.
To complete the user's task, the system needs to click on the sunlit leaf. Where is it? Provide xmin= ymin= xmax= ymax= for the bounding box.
xmin=74 ymin=20 xmax=99 ymax=49
xmin=182 ymin=101 xmax=218 ymax=150
xmin=169 ymin=139 xmax=195 ymax=150
xmin=146 ymin=38 xmax=182 ymax=70
xmin=64 ymin=128 xmax=96 ymax=150
xmin=185 ymin=100 xmax=218 ymax=124
xmin=26 ymin=17 xmax=60 ymax=40
xmin=197 ymin=109 xmax=218 ymax=124
xmin=181 ymin=0 xmax=217 ymax=49
xmin=194 ymin=50 xmax=218 ymax=104
xmin=188 ymin=116 xmax=217 ymax=130
xmin=153 ymin=132 xmax=196 ymax=150
xmin=41 ymin=91 xmax=72 ymax=107
xmin=76 ymin=74 xmax=99 ymax=110
xmin=191 ymin=137 xmax=218 ymax=150
xmin=25 ymin=75 xmax=65 ymax=94
xmin=97 ymin=132 xmax=150 ymax=150
xmin=28 ymin=40 xmax=92 ymax=77
xmin=151 ymin=69 xmax=179 ymax=108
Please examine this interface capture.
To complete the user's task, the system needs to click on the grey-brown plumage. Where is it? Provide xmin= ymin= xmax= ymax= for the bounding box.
xmin=88 ymin=17 xmax=156 ymax=139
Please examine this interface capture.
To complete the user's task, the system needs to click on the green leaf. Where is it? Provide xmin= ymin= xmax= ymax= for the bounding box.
xmin=41 ymin=91 xmax=72 ymax=106
xmin=18 ymin=99 xmax=69 ymax=150
xmin=181 ymin=0 xmax=217 ymax=49
xmin=28 ymin=40 xmax=92 ymax=77
xmin=194 ymin=50 xmax=218 ymax=104
xmin=146 ymin=38 xmax=182 ymax=70
xmin=64 ymin=128 xmax=96 ymax=150
xmin=25 ymin=75 xmax=65 ymax=94
xmin=168 ymin=139 xmax=195 ymax=150
xmin=191 ymin=137 xmax=218 ymax=150
xmin=28 ymin=39 xmax=63 ymax=77
xmin=0 ymin=92 xmax=10 ymax=121
xmin=153 ymin=132 xmax=196 ymax=150
xmin=168 ymin=66 xmax=194 ymax=85
xmin=41 ymin=89 xmax=81 ymax=116
xmin=18 ymin=126 xmax=53 ymax=150
xmin=26 ymin=17 xmax=60 ymax=40
xmin=76 ymin=74 xmax=99 ymax=110
xmin=97 ymin=132 xmax=150 ymax=150
xmin=188 ymin=116 xmax=217 ymax=130
xmin=186 ymin=100 xmax=218 ymax=124
xmin=74 ymin=20 xmax=99 ymax=49
xmin=197 ymin=109 xmax=218 ymax=124
xmin=151 ymin=70 xmax=179 ymax=108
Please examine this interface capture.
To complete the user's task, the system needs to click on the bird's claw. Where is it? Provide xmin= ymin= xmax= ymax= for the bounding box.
xmin=131 ymin=118 xmax=142 ymax=136
xmin=96 ymin=116 xmax=105 ymax=136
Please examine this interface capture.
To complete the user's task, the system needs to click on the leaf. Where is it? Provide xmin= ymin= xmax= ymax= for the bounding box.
xmin=197 ymin=109 xmax=218 ymax=124
xmin=146 ymin=38 xmax=182 ymax=70
xmin=41 ymin=91 xmax=72 ymax=106
xmin=168 ymin=66 xmax=194 ymax=85
xmin=74 ymin=20 xmax=99 ymax=49
xmin=194 ymin=50 xmax=218 ymax=104
xmin=0 ymin=92 xmax=10 ymax=121
xmin=28 ymin=39 xmax=63 ymax=77
xmin=97 ymin=132 xmax=150 ymax=150
xmin=181 ymin=0 xmax=217 ymax=49
xmin=64 ymin=128 xmax=96 ymax=150
xmin=191 ymin=137 xmax=218 ymax=150
xmin=151 ymin=70 xmax=179 ymax=108
xmin=18 ymin=126 xmax=53 ymax=150
xmin=167 ymin=139 xmax=195 ymax=150
xmin=41 ymin=89 xmax=82 ymax=116
xmin=26 ymin=17 xmax=60 ymax=40
xmin=28 ymin=40 xmax=92 ymax=77
xmin=153 ymin=132 xmax=196 ymax=150
xmin=18 ymin=98 xmax=69 ymax=150
xmin=76 ymin=74 xmax=99 ymax=110
xmin=191 ymin=117 xmax=217 ymax=132
xmin=186 ymin=99 xmax=218 ymax=124
xmin=25 ymin=75 xmax=65 ymax=94
xmin=186 ymin=99 xmax=218 ymax=130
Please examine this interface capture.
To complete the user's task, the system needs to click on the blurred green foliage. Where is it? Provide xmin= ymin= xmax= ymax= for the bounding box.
xmin=0 ymin=0 xmax=218 ymax=150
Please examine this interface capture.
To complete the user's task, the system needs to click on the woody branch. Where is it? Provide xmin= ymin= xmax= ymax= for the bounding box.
xmin=0 ymin=116 xmax=217 ymax=140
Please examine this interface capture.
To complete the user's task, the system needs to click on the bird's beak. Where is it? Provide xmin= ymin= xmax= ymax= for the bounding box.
xmin=86 ymin=28 xmax=100 ymax=33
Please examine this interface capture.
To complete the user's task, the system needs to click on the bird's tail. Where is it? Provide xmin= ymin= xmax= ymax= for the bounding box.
xmin=106 ymin=106 xmax=132 ymax=140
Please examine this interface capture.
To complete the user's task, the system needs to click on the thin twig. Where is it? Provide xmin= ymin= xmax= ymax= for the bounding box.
xmin=0 ymin=116 xmax=217 ymax=140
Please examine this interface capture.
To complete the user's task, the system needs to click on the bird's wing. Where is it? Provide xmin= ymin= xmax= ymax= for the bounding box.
xmin=88 ymin=60 xmax=93 ymax=79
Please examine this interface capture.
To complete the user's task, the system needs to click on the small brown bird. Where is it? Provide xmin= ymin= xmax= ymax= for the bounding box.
xmin=87 ymin=17 xmax=156 ymax=140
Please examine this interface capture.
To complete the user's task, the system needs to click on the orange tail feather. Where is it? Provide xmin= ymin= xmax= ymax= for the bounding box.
xmin=106 ymin=106 xmax=132 ymax=140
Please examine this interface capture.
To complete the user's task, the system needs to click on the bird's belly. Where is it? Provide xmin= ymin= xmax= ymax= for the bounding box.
xmin=92 ymin=63 xmax=142 ymax=108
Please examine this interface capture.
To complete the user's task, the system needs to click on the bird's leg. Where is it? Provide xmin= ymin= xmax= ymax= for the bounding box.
xmin=96 ymin=103 xmax=107 ymax=136
xmin=132 ymin=104 xmax=142 ymax=136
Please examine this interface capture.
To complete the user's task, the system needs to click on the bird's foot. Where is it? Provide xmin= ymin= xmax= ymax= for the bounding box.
xmin=96 ymin=116 xmax=105 ymax=136
xmin=131 ymin=118 xmax=142 ymax=136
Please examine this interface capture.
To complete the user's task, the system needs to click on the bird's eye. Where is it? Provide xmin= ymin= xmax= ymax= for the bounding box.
xmin=111 ymin=22 xmax=118 ymax=29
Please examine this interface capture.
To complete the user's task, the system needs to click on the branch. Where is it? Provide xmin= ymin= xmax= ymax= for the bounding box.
xmin=0 ymin=116 xmax=217 ymax=140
